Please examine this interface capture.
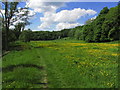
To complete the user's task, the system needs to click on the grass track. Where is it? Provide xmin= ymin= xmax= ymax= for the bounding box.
xmin=2 ymin=40 xmax=119 ymax=88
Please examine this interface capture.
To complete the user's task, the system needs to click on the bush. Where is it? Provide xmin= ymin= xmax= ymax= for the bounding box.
xmin=19 ymin=30 xmax=32 ymax=42
xmin=2 ymin=29 xmax=17 ymax=50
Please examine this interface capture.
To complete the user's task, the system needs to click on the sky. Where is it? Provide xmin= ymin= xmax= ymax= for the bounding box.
xmin=1 ymin=0 xmax=119 ymax=31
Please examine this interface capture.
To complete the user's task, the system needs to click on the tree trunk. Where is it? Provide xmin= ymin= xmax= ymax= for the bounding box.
xmin=5 ymin=2 xmax=9 ymax=51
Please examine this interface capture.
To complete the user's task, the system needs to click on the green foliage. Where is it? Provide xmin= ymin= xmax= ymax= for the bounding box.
xmin=74 ymin=26 xmax=83 ymax=40
xmin=82 ymin=25 xmax=90 ymax=41
xmin=108 ymin=27 xmax=120 ymax=41
xmin=2 ymin=4 xmax=119 ymax=51
xmin=2 ymin=2 xmax=32 ymax=51
xmin=104 ymin=6 xmax=120 ymax=41
xmin=69 ymin=5 xmax=119 ymax=42
xmin=2 ymin=2 xmax=19 ymax=50
xmin=60 ymin=29 xmax=70 ymax=37
xmin=99 ymin=7 xmax=109 ymax=15
xmin=85 ymin=18 xmax=94 ymax=25
xmin=8 ymin=30 xmax=17 ymax=42
xmin=2 ymin=29 xmax=17 ymax=50
xmin=30 ymin=29 xmax=70 ymax=41
xmin=100 ymin=21 xmax=111 ymax=41
xmin=19 ymin=30 xmax=32 ymax=42
xmin=83 ymin=25 xmax=94 ymax=42
xmin=68 ymin=29 xmax=76 ymax=38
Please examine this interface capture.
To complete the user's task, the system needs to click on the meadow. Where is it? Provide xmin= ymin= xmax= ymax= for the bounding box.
xmin=2 ymin=39 xmax=119 ymax=88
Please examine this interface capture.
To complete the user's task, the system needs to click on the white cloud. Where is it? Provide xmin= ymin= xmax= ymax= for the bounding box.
xmin=26 ymin=1 xmax=97 ymax=31
xmin=26 ymin=0 xmax=119 ymax=2
xmin=38 ymin=8 xmax=97 ymax=30
xmin=0 ymin=10 xmax=5 ymax=17
xmin=11 ymin=9 xmax=35 ymax=26
xmin=28 ymin=10 xmax=36 ymax=17
xmin=14 ymin=9 xmax=35 ymax=18
xmin=90 ymin=16 xmax=97 ymax=20
xmin=26 ymin=0 xmax=65 ymax=13
xmin=54 ymin=8 xmax=97 ymax=23
xmin=13 ymin=20 xmax=25 ymax=25
xmin=38 ymin=22 xmax=51 ymax=29
xmin=9 ymin=25 xmax=15 ymax=29
xmin=32 ymin=29 xmax=40 ymax=31
xmin=56 ymin=23 xmax=82 ymax=31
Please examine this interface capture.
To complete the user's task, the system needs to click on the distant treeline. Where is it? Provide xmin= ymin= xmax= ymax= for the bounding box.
xmin=74 ymin=5 xmax=120 ymax=42
xmin=28 ymin=4 xmax=120 ymax=42
xmin=30 ymin=30 xmax=69 ymax=41
xmin=2 ymin=4 xmax=120 ymax=50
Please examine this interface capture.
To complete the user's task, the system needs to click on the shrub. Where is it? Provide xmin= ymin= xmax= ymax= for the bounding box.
xmin=19 ymin=30 xmax=32 ymax=42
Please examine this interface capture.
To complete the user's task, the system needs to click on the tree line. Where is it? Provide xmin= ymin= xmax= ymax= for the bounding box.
xmin=1 ymin=2 xmax=120 ymax=51
xmin=67 ymin=4 xmax=120 ymax=42
xmin=27 ymin=4 xmax=120 ymax=42
xmin=1 ymin=2 xmax=33 ymax=51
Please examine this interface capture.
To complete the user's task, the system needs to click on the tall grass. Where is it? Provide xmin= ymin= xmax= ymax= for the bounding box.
xmin=2 ymin=40 xmax=119 ymax=88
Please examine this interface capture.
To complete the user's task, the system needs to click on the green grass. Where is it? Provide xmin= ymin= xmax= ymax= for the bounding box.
xmin=2 ymin=40 xmax=119 ymax=88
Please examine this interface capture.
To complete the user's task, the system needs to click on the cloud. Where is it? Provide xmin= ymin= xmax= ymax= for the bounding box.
xmin=56 ymin=23 xmax=82 ymax=31
xmin=11 ymin=9 xmax=35 ymax=26
xmin=26 ymin=0 xmax=119 ymax=2
xmin=0 ymin=10 xmax=5 ymax=17
xmin=27 ymin=1 xmax=97 ymax=31
xmin=54 ymin=8 xmax=97 ymax=23
xmin=26 ymin=0 xmax=65 ymax=13
xmin=38 ymin=8 xmax=97 ymax=30
xmin=90 ymin=16 xmax=97 ymax=20
xmin=12 ymin=20 xmax=25 ymax=25
xmin=9 ymin=25 xmax=15 ymax=29
xmin=31 ymin=29 xmax=42 ymax=31
xmin=38 ymin=22 xmax=51 ymax=29
xmin=14 ymin=8 xmax=35 ymax=18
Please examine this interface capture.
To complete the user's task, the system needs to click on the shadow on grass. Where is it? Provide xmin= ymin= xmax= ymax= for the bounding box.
xmin=2 ymin=64 xmax=48 ymax=86
xmin=34 ymin=46 xmax=44 ymax=48
xmin=32 ymin=82 xmax=48 ymax=85
xmin=2 ymin=64 xmax=44 ymax=72
xmin=9 ymin=45 xmax=24 ymax=51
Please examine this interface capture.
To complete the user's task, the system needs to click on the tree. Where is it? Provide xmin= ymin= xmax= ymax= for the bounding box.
xmin=74 ymin=26 xmax=83 ymax=40
xmin=102 ymin=5 xmax=120 ymax=41
xmin=1 ymin=2 xmax=35 ymax=50
xmin=19 ymin=30 xmax=32 ymax=42
xmin=99 ymin=7 xmax=109 ymax=15
xmin=118 ymin=1 xmax=120 ymax=6
xmin=85 ymin=18 xmax=95 ymax=25
xmin=2 ymin=2 xmax=18 ymax=50
xmin=60 ymin=29 xmax=70 ymax=38
xmin=92 ymin=7 xmax=109 ymax=42
xmin=83 ymin=25 xmax=94 ymax=42
xmin=11 ymin=7 xmax=34 ymax=39
xmin=100 ymin=21 xmax=111 ymax=41
xmin=93 ymin=28 xmax=101 ymax=42
xmin=108 ymin=27 xmax=120 ymax=41
xmin=68 ymin=29 xmax=76 ymax=38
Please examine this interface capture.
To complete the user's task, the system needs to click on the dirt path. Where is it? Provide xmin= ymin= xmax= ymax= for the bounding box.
xmin=36 ymin=49 xmax=48 ymax=88
xmin=42 ymin=71 xmax=48 ymax=88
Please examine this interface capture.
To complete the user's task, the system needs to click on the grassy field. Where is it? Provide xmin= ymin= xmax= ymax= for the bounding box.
xmin=2 ymin=39 xmax=119 ymax=88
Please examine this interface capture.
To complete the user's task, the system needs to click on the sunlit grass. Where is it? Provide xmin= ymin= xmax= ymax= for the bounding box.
xmin=2 ymin=39 xmax=119 ymax=88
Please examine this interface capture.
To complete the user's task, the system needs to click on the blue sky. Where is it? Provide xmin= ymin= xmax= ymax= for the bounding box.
xmin=56 ymin=2 xmax=118 ymax=24
xmin=16 ymin=2 xmax=118 ymax=31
